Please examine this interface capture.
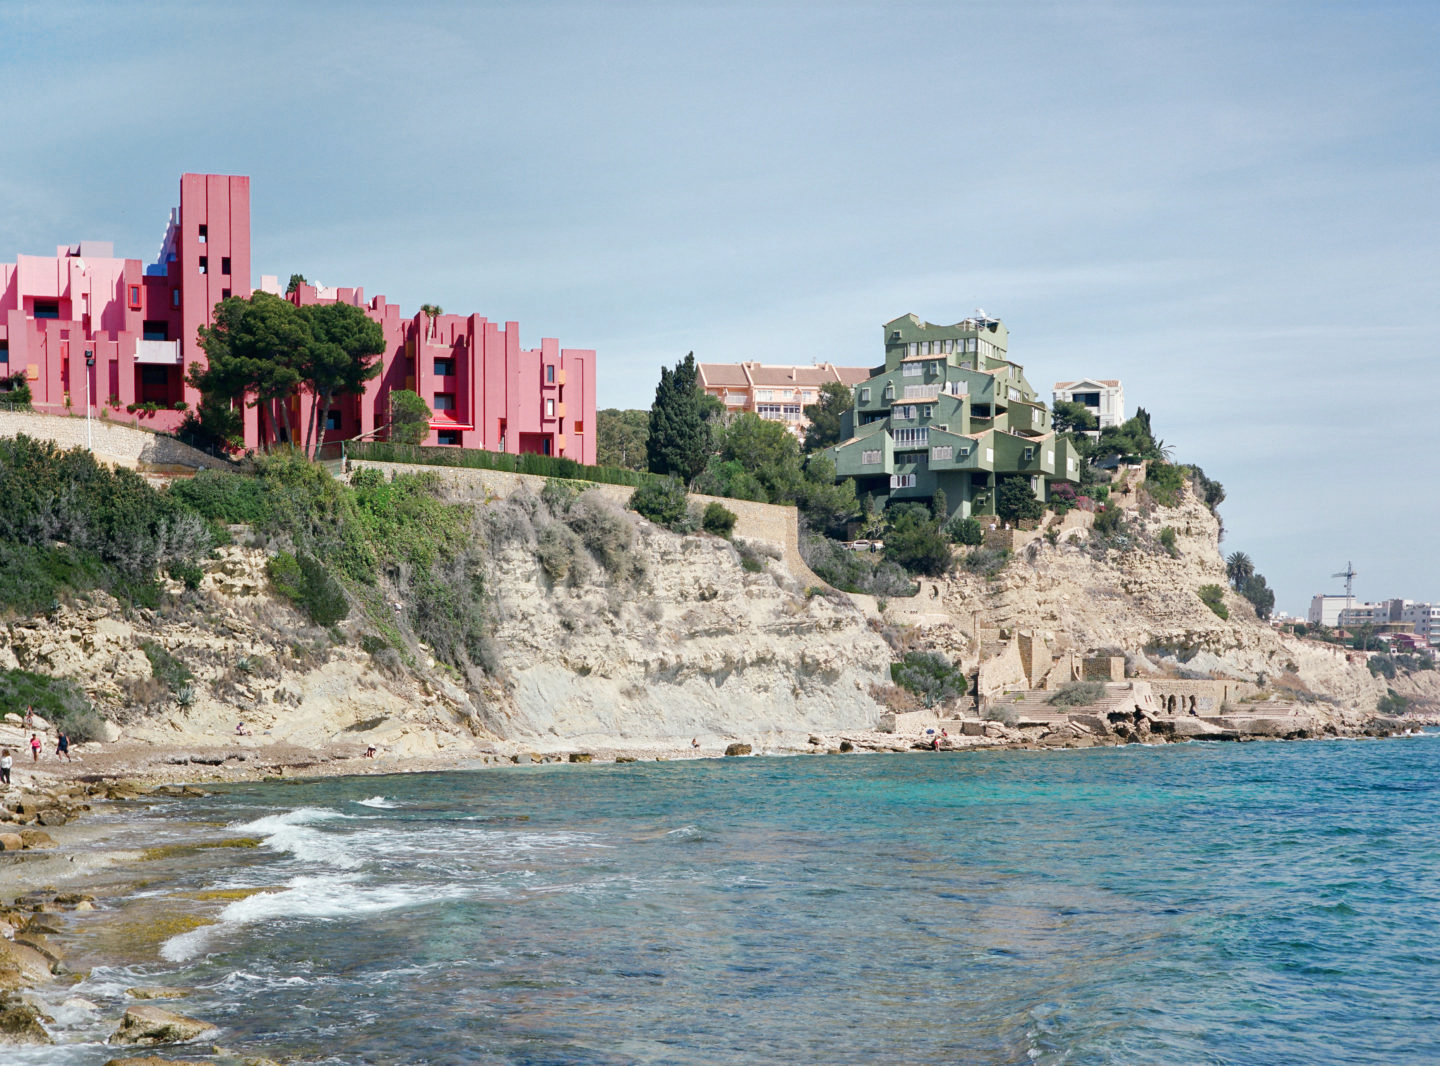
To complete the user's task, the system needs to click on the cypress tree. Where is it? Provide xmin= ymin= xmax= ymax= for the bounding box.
xmin=646 ymin=352 xmax=710 ymax=481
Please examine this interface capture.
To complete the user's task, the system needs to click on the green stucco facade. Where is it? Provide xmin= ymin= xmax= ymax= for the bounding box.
xmin=825 ymin=313 xmax=1080 ymax=518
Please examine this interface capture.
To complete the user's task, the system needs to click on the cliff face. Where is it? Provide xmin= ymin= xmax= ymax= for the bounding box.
xmin=913 ymin=486 xmax=1385 ymax=714
xmin=481 ymin=524 xmax=891 ymax=750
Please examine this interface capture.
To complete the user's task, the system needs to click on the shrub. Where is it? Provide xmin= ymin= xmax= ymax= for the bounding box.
xmin=946 ymin=514 xmax=984 ymax=546
xmin=1198 ymin=583 xmax=1229 ymax=620
xmin=0 ymin=372 xmax=33 ymax=410
xmin=0 ymin=667 xmax=97 ymax=736
xmin=1093 ymin=505 xmax=1124 ymax=538
xmin=628 ymin=477 xmax=691 ymax=531
xmin=348 ymin=440 xmax=643 ymax=488
xmin=140 ymin=640 xmax=193 ymax=694
xmin=536 ymin=522 xmax=584 ymax=582
xmin=963 ymin=547 xmax=1010 ymax=579
xmin=1048 ymin=680 xmax=1106 ymax=706
xmin=1377 ymin=689 xmax=1410 ymax=715
xmin=266 ymin=551 xmax=305 ymax=602
xmin=389 ymin=390 xmax=432 ymax=445
xmin=1158 ymin=526 xmax=1179 ymax=558
xmin=1144 ymin=461 xmax=1186 ymax=507
xmin=996 ymin=476 xmax=1045 ymax=524
xmin=889 ymin=651 xmax=967 ymax=707
xmin=266 ymin=550 xmax=349 ymax=625
xmin=168 ymin=469 xmax=273 ymax=526
xmin=563 ymin=493 xmax=639 ymax=581
xmin=800 ymin=532 xmax=916 ymax=597
xmin=701 ymin=501 xmax=737 ymax=538
xmin=168 ymin=560 xmax=204 ymax=590
xmin=884 ymin=503 xmax=952 ymax=577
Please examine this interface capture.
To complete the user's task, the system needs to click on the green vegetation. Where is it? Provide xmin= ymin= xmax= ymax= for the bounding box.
xmin=1368 ymin=652 xmax=1436 ymax=678
xmin=1143 ymin=461 xmax=1186 ymax=507
xmin=890 ymin=651 xmax=967 ymax=707
xmin=1225 ymin=551 xmax=1274 ymax=619
xmin=140 ymin=640 xmax=193 ymax=694
xmin=347 ymin=440 xmax=644 ymax=486
xmin=800 ymin=534 xmax=915 ymax=597
xmin=996 ymin=475 xmax=1045 ymax=524
xmin=0 ymin=667 xmax=105 ymax=740
xmin=1377 ymin=689 xmax=1411 ymax=715
xmin=1048 ymin=680 xmax=1106 ymax=706
xmin=1198 ymin=583 xmax=1230 ymax=620
xmin=0 ymin=434 xmax=210 ymax=612
xmin=882 ymin=503 xmax=952 ymax=577
xmin=388 ymin=390 xmax=432 ymax=446
xmin=701 ymin=501 xmax=737 ymax=538
xmin=946 ymin=514 xmax=984 ymax=546
xmin=189 ymin=292 xmax=384 ymax=456
xmin=1092 ymin=505 xmax=1125 ymax=539
xmin=1050 ymin=399 xmax=1098 ymax=435
xmin=0 ymin=371 xmax=33 ymax=410
xmin=962 ymin=547 xmax=1011 ymax=579
xmin=628 ymin=477 xmax=693 ymax=532
xmin=1158 ymin=526 xmax=1178 ymax=557
xmin=596 ymin=408 xmax=649 ymax=471
xmin=801 ymin=382 xmax=852 ymax=452
xmin=647 ymin=352 xmax=711 ymax=481
xmin=266 ymin=550 xmax=349 ymax=626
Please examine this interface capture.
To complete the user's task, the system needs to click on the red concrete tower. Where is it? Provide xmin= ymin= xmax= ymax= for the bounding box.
xmin=176 ymin=174 xmax=250 ymax=410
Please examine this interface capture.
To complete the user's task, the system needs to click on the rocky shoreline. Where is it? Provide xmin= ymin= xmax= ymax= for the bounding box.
xmin=0 ymin=715 xmax=1433 ymax=1060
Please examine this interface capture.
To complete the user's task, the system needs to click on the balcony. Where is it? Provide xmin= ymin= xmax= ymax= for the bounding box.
xmin=135 ymin=339 xmax=180 ymax=364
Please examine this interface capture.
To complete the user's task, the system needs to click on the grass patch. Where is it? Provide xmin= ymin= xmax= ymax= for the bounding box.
xmin=1048 ymin=680 xmax=1106 ymax=706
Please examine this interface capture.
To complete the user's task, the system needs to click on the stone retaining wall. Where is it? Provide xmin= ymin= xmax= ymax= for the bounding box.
xmin=0 ymin=409 xmax=232 ymax=473
xmin=1147 ymin=678 xmax=1259 ymax=715
xmin=345 ymin=460 xmax=828 ymax=588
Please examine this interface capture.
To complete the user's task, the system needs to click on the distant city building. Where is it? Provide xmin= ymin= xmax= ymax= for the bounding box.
xmin=1333 ymin=599 xmax=1440 ymax=646
xmin=1053 ymin=378 xmax=1126 ymax=428
xmin=1308 ymin=594 xmax=1353 ymax=628
xmin=0 ymin=174 xmax=595 ymax=461
xmin=825 ymin=313 xmax=1081 ymax=520
xmin=697 ymin=362 xmax=872 ymax=436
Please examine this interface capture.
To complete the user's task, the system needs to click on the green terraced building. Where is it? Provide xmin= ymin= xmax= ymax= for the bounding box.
xmin=826 ymin=313 xmax=1081 ymax=519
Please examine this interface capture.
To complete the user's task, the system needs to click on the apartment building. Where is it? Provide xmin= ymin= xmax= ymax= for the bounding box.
xmin=0 ymin=174 xmax=595 ymax=461
xmin=697 ymin=362 xmax=872 ymax=436
xmin=826 ymin=313 xmax=1081 ymax=519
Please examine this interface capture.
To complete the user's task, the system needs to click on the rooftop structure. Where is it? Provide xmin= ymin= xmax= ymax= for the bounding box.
xmin=0 ymin=175 xmax=595 ymax=461
xmin=824 ymin=313 xmax=1080 ymax=519
xmin=698 ymin=361 xmax=872 ymax=436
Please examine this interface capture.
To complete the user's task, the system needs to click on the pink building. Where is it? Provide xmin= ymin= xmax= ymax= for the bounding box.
xmin=0 ymin=174 xmax=596 ymax=464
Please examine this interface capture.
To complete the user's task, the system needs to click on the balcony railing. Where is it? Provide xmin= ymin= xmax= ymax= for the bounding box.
xmin=135 ymin=339 xmax=180 ymax=364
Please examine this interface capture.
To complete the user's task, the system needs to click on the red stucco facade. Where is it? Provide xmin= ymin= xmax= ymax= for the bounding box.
xmin=0 ymin=174 xmax=596 ymax=464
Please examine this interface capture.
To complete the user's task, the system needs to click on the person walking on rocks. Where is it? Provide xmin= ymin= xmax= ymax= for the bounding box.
xmin=29 ymin=734 xmax=41 ymax=763
xmin=0 ymin=749 xmax=11 ymax=786
xmin=55 ymin=731 xmax=72 ymax=762
xmin=24 ymin=707 xmax=33 ymax=729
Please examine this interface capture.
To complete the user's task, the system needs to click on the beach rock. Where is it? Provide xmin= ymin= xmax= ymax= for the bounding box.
xmin=724 ymin=743 xmax=752 ymax=756
xmin=125 ymin=987 xmax=192 ymax=1000
xmin=103 ymin=1058 xmax=209 ymax=1066
xmin=0 ymin=941 xmax=55 ymax=989
xmin=567 ymin=752 xmax=593 ymax=763
xmin=13 ymin=935 xmax=62 ymax=965
xmin=0 ymin=834 xmax=22 ymax=852
xmin=35 ymin=809 xmax=70 ymax=827
xmin=0 ymin=997 xmax=52 ymax=1044
xmin=838 ymin=740 xmax=854 ymax=752
xmin=108 ymin=1004 xmax=216 ymax=1045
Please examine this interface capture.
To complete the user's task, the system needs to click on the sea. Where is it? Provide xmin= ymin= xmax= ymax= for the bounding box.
xmin=20 ymin=736 xmax=1440 ymax=1065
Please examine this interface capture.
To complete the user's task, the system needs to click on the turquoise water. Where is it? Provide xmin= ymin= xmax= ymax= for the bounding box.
xmin=30 ymin=737 xmax=1440 ymax=1064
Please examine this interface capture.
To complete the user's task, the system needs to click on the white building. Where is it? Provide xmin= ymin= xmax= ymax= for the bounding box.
xmin=1333 ymin=598 xmax=1440 ymax=646
xmin=1307 ymin=595 xmax=1352 ymax=628
xmin=1053 ymin=379 xmax=1126 ymax=428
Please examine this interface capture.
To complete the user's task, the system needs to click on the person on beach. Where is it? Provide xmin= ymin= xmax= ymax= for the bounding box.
xmin=364 ymin=745 xmax=377 ymax=758
xmin=55 ymin=731 xmax=72 ymax=762
xmin=1 ymin=749 xmax=11 ymax=786
xmin=236 ymin=721 xmax=251 ymax=736
xmin=931 ymin=734 xmax=941 ymax=751
xmin=691 ymin=737 xmax=700 ymax=749
xmin=29 ymin=734 xmax=41 ymax=762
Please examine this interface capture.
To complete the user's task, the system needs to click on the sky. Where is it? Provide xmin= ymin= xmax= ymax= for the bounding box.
xmin=2 ymin=0 xmax=1436 ymax=613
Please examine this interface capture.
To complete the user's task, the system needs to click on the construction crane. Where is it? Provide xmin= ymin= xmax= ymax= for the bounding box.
xmin=1332 ymin=562 xmax=1358 ymax=608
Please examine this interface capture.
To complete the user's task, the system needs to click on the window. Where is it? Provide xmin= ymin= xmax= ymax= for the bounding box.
xmin=757 ymin=404 xmax=784 ymax=418
xmin=922 ymin=405 xmax=934 ymax=419
xmin=434 ymin=394 xmax=456 ymax=411
xmin=434 ymin=359 xmax=454 ymax=376
xmin=907 ymin=342 xmax=918 ymax=357
xmin=198 ymin=256 xmax=208 ymax=275
xmin=929 ymin=361 xmax=939 ymax=374
xmin=198 ymin=225 xmax=207 ymax=243
xmin=893 ymin=427 xmax=928 ymax=446
xmin=783 ymin=404 xmax=801 ymax=418
xmin=890 ymin=473 xmax=917 ymax=489
xmin=943 ymin=340 xmax=954 ymax=354
xmin=142 ymin=321 xmax=169 ymax=341
xmin=325 ymin=410 xmax=343 ymax=431
xmin=883 ymin=384 xmax=895 ymax=401
xmin=1024 ymin=447 xmax=1035 ymax=461
xmin=859 ymin=387 xmax=870 ymax=404
xmin=33 ymin=300 xmax=59 ymax=319
xmin=931 ymin=446 xmax=953 ymax=462
xmin=172 ymin=289 xmax=181 ymax=308
xmin=128 ymin=285 xmax=141 ymax=309
xmin=0 ymin=340 xmax=8 ymax=363
xmin=221 ymin=257 xmax=231 ymax=275
xmin=546 ymin=398 xmax=555 ymax=418
xmin=437 ymin=430 xmax=460 ymax=446
xmin=141 ymin=365 xmax=169 ymax=385
xmin=1076 ymin=392 xmax=1101 ymax=407
xmin=862 ymin=449 xmax=882 ymax=465
xmin=892 ymin=405 xmax=917 ymax=421
xmin=1009 ymin=387 xmax=1022 ymax=402
xmin=903 ymin=362 xmax=922 ymax=377
xmin=546 ymin=364 xmax=555 ymax=384
xmin=221 ymin=288 xmax=231 ymax=300
xmin=573 ymin=421 xmax=584 ymax=434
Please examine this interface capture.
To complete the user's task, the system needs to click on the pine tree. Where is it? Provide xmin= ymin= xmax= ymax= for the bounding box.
xmin=646 ymin=352 xmax=710 ymax=481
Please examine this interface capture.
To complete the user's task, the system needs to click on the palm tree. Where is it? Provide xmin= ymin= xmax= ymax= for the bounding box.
xmin=1226 ymin=551 xmax=1254 ymax=591
xmin=419 ymin=303 xmax=443 ymax=339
